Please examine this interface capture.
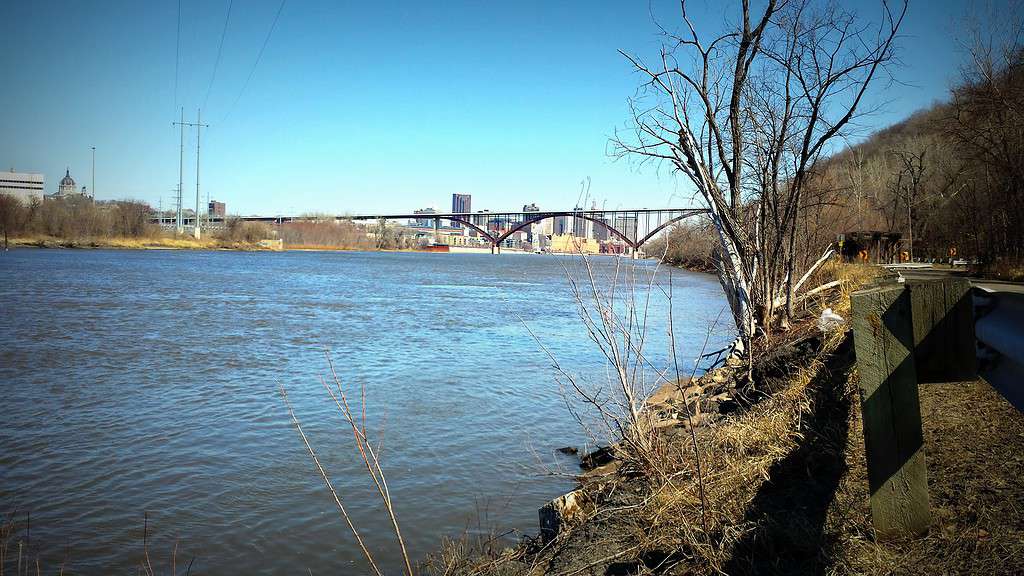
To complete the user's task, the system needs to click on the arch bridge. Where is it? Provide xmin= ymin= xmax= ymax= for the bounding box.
xmin=346 ymin=208 xmax=709 ymax=254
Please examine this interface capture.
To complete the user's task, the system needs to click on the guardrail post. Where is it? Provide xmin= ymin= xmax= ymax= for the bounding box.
xmin=908 ymin=278 xmax=976 ymax=383
xmin=852 ymin=284 xmax=931 ymax=539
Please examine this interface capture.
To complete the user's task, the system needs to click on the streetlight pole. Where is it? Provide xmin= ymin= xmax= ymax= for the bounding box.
xmin=90 ymin=146 xmax=95 ymax=199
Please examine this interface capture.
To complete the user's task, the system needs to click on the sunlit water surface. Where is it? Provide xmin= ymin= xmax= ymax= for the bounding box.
xmin=0 ymin=249 xmax=731 ymax=574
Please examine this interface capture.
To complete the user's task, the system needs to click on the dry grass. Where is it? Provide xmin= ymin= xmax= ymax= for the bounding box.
xmin=8 ymin=233 xmax=275 ymax=251
xmin=612 ymin=326 xmax=854 ymax=575
xmin=827 ymin=379 xmax=1024 ymax=575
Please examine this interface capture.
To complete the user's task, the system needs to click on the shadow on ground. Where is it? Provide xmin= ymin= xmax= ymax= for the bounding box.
xmin=721 ymin=335 xmax=855 ymax=576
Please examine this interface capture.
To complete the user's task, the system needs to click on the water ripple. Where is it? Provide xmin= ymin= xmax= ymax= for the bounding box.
xmin=0 ymin=249 xmax=731 ymax=574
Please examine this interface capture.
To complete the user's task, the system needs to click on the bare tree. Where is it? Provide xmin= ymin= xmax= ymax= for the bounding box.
xmin=0 ymin=194 xmax=25 ymax=250
xmin=887 ymin=147 xmax=926 ymax=259
xmin=948 ymin=6 xmax=1024 ymax=263
xmin=614 ymin=0 xmax=905 ymax=341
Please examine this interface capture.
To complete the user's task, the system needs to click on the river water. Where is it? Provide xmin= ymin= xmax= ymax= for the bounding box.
xmin=0 ymin=249 xmax=731 ymax=574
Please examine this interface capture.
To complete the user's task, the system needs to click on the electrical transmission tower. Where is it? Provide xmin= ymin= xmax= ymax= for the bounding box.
xmin=173 ymin=109 xmax=210 ymax=239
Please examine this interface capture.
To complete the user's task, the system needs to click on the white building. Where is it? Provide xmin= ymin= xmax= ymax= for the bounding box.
xmin=0 ymin=170 xmax=44 ymax=205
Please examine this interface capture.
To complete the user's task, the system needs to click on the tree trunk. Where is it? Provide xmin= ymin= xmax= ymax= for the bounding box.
xmin=708 ymin=210 xmax=755 ymax=347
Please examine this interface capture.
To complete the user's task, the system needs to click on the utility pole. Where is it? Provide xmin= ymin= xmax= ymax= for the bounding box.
xmin=90 ymin=146 xmax=96 ymax=199
xmin=907 ymin=196 xmax=913 ymax=262
xmin=194 ymin=109 xmax=208 ymax=240
xmin=174 ymin=108 xmax=185 ymax=234
xmin=173 ymin=108 xmax=208 ymax=239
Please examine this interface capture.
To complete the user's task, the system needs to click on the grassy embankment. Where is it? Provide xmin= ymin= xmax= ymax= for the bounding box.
xmin=7 ymin=233 xmax=279 ymax=250
xmin=435 ymin=263 xmax=1024 ymax=576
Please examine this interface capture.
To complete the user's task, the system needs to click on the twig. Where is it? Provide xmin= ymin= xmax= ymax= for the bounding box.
xmin=277 ymin=383 xmax=383 ymax=576
xmin=322 ymin=352 xmax=414 ymax=576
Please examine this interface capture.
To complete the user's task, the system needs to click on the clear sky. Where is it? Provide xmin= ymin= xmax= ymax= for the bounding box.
xmin=0 ymin=0 xmax=990 ymax=215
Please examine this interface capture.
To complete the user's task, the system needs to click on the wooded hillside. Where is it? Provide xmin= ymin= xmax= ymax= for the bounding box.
xmin=652 ymin=36 xmax=1023 ymax=282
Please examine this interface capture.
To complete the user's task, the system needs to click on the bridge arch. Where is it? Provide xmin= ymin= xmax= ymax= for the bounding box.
xmin=634 ymin=211 xmax=708 ymax=248
xmin=429 ymin=216 xmax=499 ymax=246
xmin=346 ymin=208 xmax=709 ymax=253
xmin=496 ymin=214 xmax=638 ymax=248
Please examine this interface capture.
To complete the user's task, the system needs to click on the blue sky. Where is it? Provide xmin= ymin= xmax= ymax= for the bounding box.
xmin=0 ymin=1 xmax=988 ymax=215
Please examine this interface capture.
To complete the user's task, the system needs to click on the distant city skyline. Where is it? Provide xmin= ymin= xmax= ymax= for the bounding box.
xmin=0 ymin=0 xmax=993 ymax=215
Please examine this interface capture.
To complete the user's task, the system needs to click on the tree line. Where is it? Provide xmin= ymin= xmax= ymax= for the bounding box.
xmin=0 ymin=196 xmax=419 ymax=251
xmin=0 ymin=195 xmax=153 ymax=246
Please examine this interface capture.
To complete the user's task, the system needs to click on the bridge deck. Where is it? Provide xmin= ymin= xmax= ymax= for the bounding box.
xmin=152 ymin=208 xmax=709 ymax=251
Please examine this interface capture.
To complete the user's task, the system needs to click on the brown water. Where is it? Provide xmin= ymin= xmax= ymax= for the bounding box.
xmin=0 ymin=249 xmax=730 ymax=574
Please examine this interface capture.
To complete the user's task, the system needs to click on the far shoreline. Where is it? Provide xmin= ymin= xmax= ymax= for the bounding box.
xmin=4 ymin=235 xmax=719 ymax=276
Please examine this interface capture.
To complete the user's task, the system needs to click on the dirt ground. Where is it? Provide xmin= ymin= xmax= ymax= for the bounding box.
xmin=828 ymin=378 xmax=1024 ymax=575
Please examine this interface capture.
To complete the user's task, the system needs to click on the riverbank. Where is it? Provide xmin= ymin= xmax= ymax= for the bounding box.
xmin=8 ymin=235 xmax=644 ymax=258
xmin=8 ymin=235 xmax=435 ymax=252
xmin=7 ymin=234 xmax=277 ymax=251
xmin=438 ymin=264 xmax=1024 ymax=575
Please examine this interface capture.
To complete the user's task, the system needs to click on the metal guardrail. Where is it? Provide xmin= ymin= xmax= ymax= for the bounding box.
xmin=974 ymin=287 xmax=1024 ymax=410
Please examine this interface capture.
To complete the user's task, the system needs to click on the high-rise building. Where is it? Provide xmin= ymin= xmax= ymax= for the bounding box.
xmin=554 ymin=215 xmax=573 ymax=235
xmin=572 ymin=206 xmax=593 ymax=240
xmin=451 ymin=194 xmax=471 ymax=229
xmin=592 ymin=216 xmax=610 ymax=241
xmin=452 ymin=193 xmax=471 ymax=214
xmin=0 ymin=170 xmax=44 ymax=205
xmin=522 ymin=203 xmax=542 ymax=242
xmin=614 ymin=214 xmax=638 ymax=244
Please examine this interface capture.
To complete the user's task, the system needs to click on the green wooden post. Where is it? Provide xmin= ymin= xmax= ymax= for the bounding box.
xmin=907 ymin=278 xmax=977 ymax=383
xmin=852 ymin=284 xmax=931 ymax=538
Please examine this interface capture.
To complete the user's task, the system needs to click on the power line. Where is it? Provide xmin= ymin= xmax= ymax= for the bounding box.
xmin=221 ymin=0 xmax=287 ymax=124
xmin=173 ymin=0 xmax=181 ymax=113
xmin=202 ymin=0 xmax=234 ymax=110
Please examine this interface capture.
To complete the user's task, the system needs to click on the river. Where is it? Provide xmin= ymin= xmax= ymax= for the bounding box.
xmin=0 ymin=249 xmax=731 ymax=574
